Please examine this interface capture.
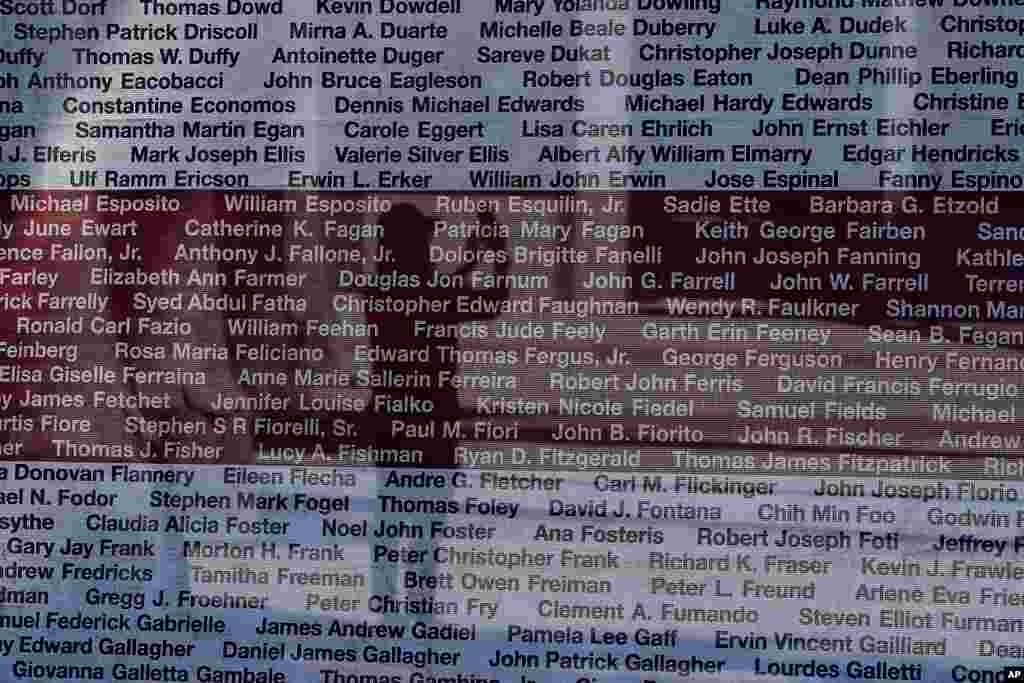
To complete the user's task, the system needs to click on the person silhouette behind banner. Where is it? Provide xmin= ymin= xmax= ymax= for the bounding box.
xmin=365 ymin=203 xmax=510 ymax=617
xmin=366 ymin=203 xmax=510 ymax=467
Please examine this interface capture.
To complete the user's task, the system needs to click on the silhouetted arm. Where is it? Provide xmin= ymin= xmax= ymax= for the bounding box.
xmin=454 ymin=211 xmax=503 ymax=279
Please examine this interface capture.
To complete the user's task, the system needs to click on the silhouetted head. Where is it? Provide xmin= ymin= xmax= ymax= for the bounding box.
xmin=380 ymin=203 xmax=432 ymax=272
